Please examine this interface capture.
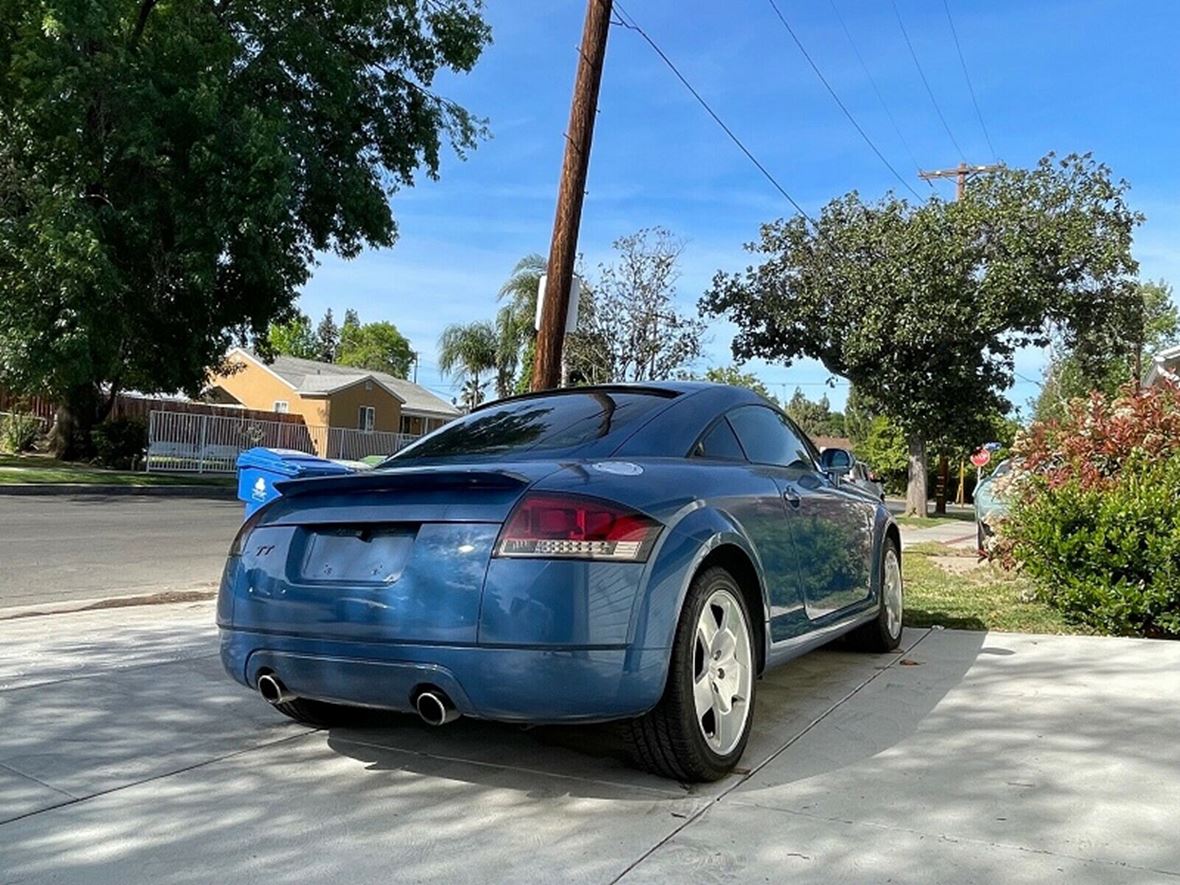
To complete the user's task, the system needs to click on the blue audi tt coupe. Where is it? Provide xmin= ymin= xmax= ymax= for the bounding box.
xmin=218 ymin=382 xmax=903 ymax=781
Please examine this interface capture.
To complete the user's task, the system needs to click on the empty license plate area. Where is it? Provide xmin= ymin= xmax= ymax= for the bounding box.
xmin=298 ymin=525 xmax=417 ymax=585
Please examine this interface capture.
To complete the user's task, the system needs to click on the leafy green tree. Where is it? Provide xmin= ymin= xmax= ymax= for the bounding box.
xmin=0 ymin=0 xmax=490 ymax=457
xmin=267 ymin=313 xmax=319 ymax=360
xmin=704 ymin=153 xmax=1141 ymax=516
xmin=315 ymin=309 xmax=340 ymax=363
xmin=438 ymin=320 xmax=496 ymax=404
xmin=1033 ymin=279 xmax=1179 ymax=420
xmin=784 ymin=388 xmax=844 ymax=437
xmin=701 ymin=366 xmax=773 ymax=399
xmin=338 ymin=320 xmax=414 ymax=378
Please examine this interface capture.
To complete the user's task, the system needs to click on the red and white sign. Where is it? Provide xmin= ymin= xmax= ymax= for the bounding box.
xmin=970 ymin=449 xmax=991 ymax=468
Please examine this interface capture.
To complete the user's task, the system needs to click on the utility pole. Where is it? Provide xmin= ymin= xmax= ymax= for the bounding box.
xmin=919 ymin=162 xmax=1002 ymax=512
xmin=532 ymin=0 xmax=613 ymax=392
xmin=919 ymin=162 xmax=1001 ymax=200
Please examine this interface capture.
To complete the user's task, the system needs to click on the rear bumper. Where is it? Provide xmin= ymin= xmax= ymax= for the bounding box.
xmin=220 ymin=628 xmax=669 ymax=723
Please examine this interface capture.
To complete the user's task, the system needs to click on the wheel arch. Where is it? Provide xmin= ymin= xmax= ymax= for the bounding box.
xmin=633 ymin=508 xmax=770 ymax=680
xmin=695 ymin=544 xmax=767 ymax=676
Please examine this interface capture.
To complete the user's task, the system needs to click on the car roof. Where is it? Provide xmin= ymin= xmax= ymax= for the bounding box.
xmin=470 ymin=380 xmax=754 ymax=412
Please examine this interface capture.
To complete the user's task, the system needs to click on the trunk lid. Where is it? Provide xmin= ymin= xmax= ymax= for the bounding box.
xmin=227 ymin=464 xmax=554 ymax=643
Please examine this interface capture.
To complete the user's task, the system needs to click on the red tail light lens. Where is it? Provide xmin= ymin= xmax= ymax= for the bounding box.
xmin=495 ymin=493 xmax=662 ymax=562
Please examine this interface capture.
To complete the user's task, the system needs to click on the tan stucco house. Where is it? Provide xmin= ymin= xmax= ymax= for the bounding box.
xmin=210 ymin=349 xmax=459 ymax=454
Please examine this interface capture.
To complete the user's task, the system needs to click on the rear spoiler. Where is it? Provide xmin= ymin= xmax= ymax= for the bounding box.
xmin=273 ymin=468 xmax=531 ymax=499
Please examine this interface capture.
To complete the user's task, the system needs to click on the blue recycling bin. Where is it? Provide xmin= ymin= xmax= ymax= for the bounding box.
xmin=236 ymin=447 xmax=354 ymax=518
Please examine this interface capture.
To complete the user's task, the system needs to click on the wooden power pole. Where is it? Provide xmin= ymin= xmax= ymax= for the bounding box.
xmin=919 ymin=162 xmax=1001 ymax=200
xmin=919 ymin=161 xmax=1002 ymax=512
xmin=532 ymin=0 xmax=614 ymax=392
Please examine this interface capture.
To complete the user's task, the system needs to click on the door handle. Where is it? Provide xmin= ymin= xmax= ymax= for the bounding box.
xmin=782 ymin=486 xmax=801 ymax=508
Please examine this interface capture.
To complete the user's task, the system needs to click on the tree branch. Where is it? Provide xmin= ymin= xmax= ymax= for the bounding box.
xmin=130 ymin=0 xmax=157 ymax=49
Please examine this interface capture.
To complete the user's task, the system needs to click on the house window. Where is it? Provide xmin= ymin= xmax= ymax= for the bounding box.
xmin=358 ymin=406 xmax=375 ymax=432
xmin=273 ymin=401 xmax=289 ymax=414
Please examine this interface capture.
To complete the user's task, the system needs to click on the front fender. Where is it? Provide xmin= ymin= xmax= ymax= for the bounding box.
xmin=628 ymin=506 xmax=768 ymax=673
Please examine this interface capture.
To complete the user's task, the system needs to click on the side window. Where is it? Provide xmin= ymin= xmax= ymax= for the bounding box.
xmin=692 ymin=418 xmax=746 ymax=461
xmin=728 ymin=405 xmax=816 ymax=470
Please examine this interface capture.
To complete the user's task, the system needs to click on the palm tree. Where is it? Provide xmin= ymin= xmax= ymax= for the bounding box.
xmin=438 ymin=321 xmax=497 ymax=409
xmin=496 ymin=254 xmax=545 ymax=393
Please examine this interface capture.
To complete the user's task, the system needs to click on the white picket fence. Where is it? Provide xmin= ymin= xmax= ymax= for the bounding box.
xmin=146 ymin=410 xmax=418 ymax=473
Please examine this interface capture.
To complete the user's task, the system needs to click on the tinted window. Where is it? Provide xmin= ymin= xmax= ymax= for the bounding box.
xmin=692 ymin=418 xmax=746 ymax=461
xmin=728 ymin=405 xmax=815 ymax=470
xmin=388 ymin=390 xmax=674 ymax=462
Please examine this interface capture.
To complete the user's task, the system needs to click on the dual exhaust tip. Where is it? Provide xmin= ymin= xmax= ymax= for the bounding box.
xmin=256 ymin=673 xmax=459 ymax=726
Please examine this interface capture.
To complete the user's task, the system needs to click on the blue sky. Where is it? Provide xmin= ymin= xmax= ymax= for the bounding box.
xmin=299 ymin=0 xmax=1180 ymax=415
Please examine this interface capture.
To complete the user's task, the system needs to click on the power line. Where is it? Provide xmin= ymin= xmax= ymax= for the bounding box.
xmin=890 ymin=0 xmax=967 ymax=163
xmin=612 ymin=2 xmax=816 ymax=225
xmin=827 ymin=0 xmax=932 ymax=191
xmin=941 ymin=0 xmax=997 ymax=162
xmin=764 ymin=0 xmax=921 ymax=200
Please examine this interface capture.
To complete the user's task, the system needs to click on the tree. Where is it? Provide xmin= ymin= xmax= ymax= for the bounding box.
xmin=703 ymin=153 xmax=1141 ymax=516
xmin=267 ymin=313 xmax=319 ymax=359
xmin=338 ymin=321 xmax=413 ymax=378
xmin=586 ymin=228 xmax=707 ymax=383
xmin=1033 ymin=279 xmax=1179 ymax=420
xmin=784 ymin=388 xmax=845 ymax=438
xmin=315 ymin=309 xmax=340 ymax=363
xmin=438 ymin=321 xmax=496 ymax=404
xmin=456 ymin=376 xmax=488 ymax=412
xmin=495 ymin=254 xmax=545 ymax=394
xmin=0 ymin=0 xmax=491 ymax=457
xmin=701 ymin=366 xmax=773 ymax=399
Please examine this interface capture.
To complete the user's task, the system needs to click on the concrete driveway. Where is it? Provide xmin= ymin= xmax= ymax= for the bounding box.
xmin=1 ymin=603 xmax=1177 ymax=883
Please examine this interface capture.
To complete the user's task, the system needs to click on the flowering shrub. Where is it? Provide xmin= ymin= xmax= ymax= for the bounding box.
xmin=1013 ymin=381 xmax=1180 ymax=491
xmin=1003 ymin=382 xmax=1180 ymax=637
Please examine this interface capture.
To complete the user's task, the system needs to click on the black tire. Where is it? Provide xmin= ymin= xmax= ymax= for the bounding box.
xmin=624 ymin=566 xmax=756 ymax=782
xmin=847 ymin=538 xmax=904 ymax=653
xmin=271 ymin=696 xmax=367 ymax=729
xmin=977 ymin=521 xmax=986 ymax=554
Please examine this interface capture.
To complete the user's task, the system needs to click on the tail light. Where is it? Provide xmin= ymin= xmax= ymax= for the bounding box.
xmin=228 ymin=506 xmax=270 ymax=557
xmin=495 ymin=493 xmax=662 ymax=562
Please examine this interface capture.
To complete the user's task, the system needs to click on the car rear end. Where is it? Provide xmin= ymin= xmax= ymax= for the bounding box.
xmin=216 ymin=387 xmax=690 ymax=724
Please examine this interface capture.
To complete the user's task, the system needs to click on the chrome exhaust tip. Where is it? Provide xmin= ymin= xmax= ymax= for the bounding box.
xmin=415 ymin=690 xmax=459 ymax=726
xmin=257 ymin=673 xmax=295 ymax=705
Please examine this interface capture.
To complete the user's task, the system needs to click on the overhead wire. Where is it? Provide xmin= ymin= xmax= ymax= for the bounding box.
xmin=612 ymin=2 xmax=817 ymax=226
xmin=827 ymin=0 xmax=932 ymax=191
xmin=941 ymin=0 xmax=997 ymax=161
xmin=889 ymin=0 xmax=968 ymax=163
xmin=763 ymin=0 xmax=921 ymax=200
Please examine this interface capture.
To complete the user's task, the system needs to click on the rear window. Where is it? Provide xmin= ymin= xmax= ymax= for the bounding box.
xmin=387 ymin=390 xmax=675 ymax=463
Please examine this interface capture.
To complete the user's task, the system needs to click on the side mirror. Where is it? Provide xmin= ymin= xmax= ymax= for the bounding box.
xmin=819 ymin=447 xmax=854 ymax=476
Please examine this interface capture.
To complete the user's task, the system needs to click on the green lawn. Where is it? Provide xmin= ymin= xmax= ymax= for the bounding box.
xmin=0 ymin=453 xmax=234 ymax=487
xmin=902 ymin=546 xmax=1091 ymax=635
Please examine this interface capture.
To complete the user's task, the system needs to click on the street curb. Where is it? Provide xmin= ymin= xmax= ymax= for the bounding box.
xmin=0 ymin=586 xmax=218 ymax=621
xmin=0 ymin=483 xmax=236 ymax=499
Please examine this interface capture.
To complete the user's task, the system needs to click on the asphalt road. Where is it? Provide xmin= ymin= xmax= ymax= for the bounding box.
xmin=0 ymin=493 xmax=241 ymax=609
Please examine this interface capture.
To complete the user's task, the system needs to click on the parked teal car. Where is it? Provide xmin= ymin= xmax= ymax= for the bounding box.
xmin=973 ymin=459 xmax=1012 ymax=552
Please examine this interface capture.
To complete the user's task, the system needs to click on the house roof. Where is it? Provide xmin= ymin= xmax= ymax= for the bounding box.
xmin=231 ymin=349 xmax=460 ymax=418
xmin=1144 ymin=344 xmax=1180 ymax=387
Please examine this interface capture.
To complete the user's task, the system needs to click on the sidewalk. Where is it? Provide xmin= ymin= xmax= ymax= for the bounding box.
xmin=2 ymin=601 xmax=1177 ymax=882
xmin=899 ymin=519 xmax=979 ymax=551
